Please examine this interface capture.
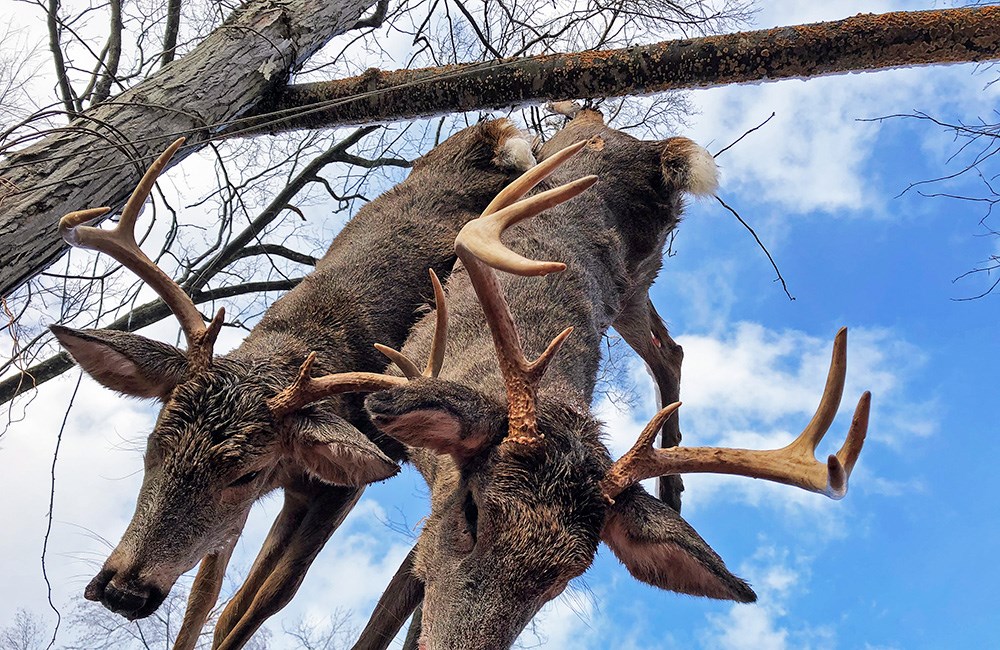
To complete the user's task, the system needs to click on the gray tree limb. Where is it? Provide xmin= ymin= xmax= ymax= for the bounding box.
xmin=247 ymin=7 xmax=1000 ymax=134
xmin=0 ymin=0 xmax=376 ymax=298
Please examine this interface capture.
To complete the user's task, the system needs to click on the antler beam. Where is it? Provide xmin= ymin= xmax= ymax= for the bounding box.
xmin=601 ymin=328 xmax=870 ymax=501
xmin=58 ymin=138 xmax=224 ymax=369
xmin=455 ymin=139 xmax=597 ymax=444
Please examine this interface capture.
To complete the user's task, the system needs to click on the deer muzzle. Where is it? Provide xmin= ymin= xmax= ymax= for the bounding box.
xmin=85 ymin=566 xmax=169 ymax=620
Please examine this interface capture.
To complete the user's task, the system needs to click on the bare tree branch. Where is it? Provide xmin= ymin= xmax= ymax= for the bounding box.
xmin=90 ymin=0 xmax=123 ymax=104
xmin=351 ymin=0 xmax=388 ymax=31
xmin=44 ymin=0 xmax=78 ymax=116
xmin=244 ymin=7 xmax=1000 ymax=135
xmin=161 ymin=0 xmax=182 ymax=67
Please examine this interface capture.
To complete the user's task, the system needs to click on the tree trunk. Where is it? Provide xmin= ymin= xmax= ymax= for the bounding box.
xmin=252 ymin=7 xmax=1000 ymax=133
xmin=0 ymin=0 xmax=375 ymax=298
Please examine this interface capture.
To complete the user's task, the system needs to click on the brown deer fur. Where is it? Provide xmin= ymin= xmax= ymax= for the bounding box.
xmin=357 ymin=112 xmax=754 ymax=650
xmin=50 ymin=120 xmax=537 ymax=648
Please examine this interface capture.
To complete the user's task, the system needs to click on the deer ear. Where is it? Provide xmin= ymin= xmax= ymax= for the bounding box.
xmin=364 ymin=380 xmax=504 ymax=460
xmin=49 ymin=325 xmax=187 ymax=399
xmin=601 ymin=486 xmax=756 ymax=603
xmin=287 ymin=412 xmax=400 ymax=486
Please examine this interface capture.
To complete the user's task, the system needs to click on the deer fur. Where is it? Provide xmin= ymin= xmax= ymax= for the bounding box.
xmin=356 ymin=111 xmax=754 ymax=650
xmin=50 ymin=120 xmax=538 ymax=649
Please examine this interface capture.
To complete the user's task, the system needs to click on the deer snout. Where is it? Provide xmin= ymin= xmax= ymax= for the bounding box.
xmin=84 ymin=567 xmax=168 ymax=620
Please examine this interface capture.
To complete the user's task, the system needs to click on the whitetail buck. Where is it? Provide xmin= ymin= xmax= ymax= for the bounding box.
xmin=49 ymin=121 xmax=543 ymax=650
xmin=282 ymin=110 xmax=870 ymax=649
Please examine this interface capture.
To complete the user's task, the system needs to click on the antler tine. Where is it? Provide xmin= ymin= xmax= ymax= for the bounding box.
xmin=599 ymin=402 xmax=683 ymax=503
xmin=481 ymin=139 xmax=589 ymax=217
xmin=784 ymin=327 xmax=847 ymax=457
xmin=827 ymin=390 xmax=871 ymax=497
xmin=455 ymin=142 xmax=595 ymax=444
xmin=459 ymin=176 xmax=597 ymax=276
xmin=374 ymin=346 xmax=422 ymax=379
xmin=268 ymin=352 xmax=408 ymax=417
xmin=374 ymin=269 xmax=449 ymax=379
xmin=425 ymin=268 xmax=448 ymax=377
xmin=276 ymin=270 xmax=449 ymax=417
xmin=58 ymin=138 xmax=222 ymax=364
xmin=601 ymin=329 xmax=872 ymax=502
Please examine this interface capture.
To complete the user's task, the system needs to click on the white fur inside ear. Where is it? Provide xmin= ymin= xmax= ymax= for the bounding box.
xmin=308 ymin=441 xmax=399 ymax=486
xmin=685 ymin=144 xmax=719 ymax=197
xmin=378 ymin=409 xmax=462 ymax=449
xmin=496 ymin=137 xmax=536 ymax=171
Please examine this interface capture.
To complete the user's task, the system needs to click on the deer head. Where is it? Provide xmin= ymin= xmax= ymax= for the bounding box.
xmin=50 ymin=120 xmax=539 ymax=623
xmin=351 ymin=115 xmax=869 ymax=648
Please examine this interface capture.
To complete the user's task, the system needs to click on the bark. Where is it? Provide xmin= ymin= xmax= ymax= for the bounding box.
xmin=250 ymin=7 xmax=1000 ymax=134
xmin=0 ymin=0 xmax=375 ymax=298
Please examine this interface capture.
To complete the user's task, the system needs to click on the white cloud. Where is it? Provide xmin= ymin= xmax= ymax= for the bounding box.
xmin=700 ymin=545 xmax=836 ymax=650
xmin=687 ymin=30 xmax=999 ymax=219
xmin=691 ymin=70 xmax=915 ymax=214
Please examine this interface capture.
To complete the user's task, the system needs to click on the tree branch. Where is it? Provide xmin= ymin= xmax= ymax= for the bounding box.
xmin=240 ymin=7 xmax=1000 ymax=135
xmin=91 ymin=0 xmax=123 ymax=104
xmin=352 ymin=0 xmax=389 ymax=30
xmin=0 ymin=278 xmax=302 ymax=405
xmin=231 ymin=244 xmax=318 ymax=267
xmin=184 ymin=125 xmax=379 ymax=292
xmin=161 ymin=0 xmax=182 ymax=67
xmin=45 ymin=0 xmax=79 ymax=116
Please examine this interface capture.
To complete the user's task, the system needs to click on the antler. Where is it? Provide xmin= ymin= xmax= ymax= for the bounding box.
xmin=270 ymin=140 xmax=595 ymax=422
xmin=267 ymin=353 xmax=409 ymax=417
xmin=601 ymin=328 xmax=871 ymax=502
xmin=58 ymin=137 xmax=224 ymax=370
xmin=374 ymin=269 xmax=449 ymax=379
xmin=455 ymin=139 xmax=597 ymax=444
xmin=268 ymin=269 xmax=449 ymax=417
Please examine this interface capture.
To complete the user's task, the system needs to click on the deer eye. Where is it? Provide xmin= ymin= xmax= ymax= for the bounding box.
xmin=462 ymin=491 xmax=479 ymax=544
xmin=228 ymin=470 xmax=260 ymax=488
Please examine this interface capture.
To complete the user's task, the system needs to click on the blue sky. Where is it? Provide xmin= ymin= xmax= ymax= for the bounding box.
xmin=2 ymin=1 xmax=999 ymax=648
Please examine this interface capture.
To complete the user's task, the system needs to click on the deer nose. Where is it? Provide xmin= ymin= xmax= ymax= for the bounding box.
xmin=85 ymin=568 xmax=166 ymax=620
xmin=103 ymin=583 xmax=150 ymax=617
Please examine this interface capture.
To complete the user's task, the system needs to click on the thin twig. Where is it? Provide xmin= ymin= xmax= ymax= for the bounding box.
xmin=42 ymin=370 xmax=82 ymax=650
xmin=714 ymin=112 xmax=776 ymax=158
xmin=715 ymin=194 xmax=795 ymax=301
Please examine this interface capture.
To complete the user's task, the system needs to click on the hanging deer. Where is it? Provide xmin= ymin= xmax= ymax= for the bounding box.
xmin=277 ymin=110 xmax=869 ymax=649
xmin=49 ymin=121 xmax=543 ymax=650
